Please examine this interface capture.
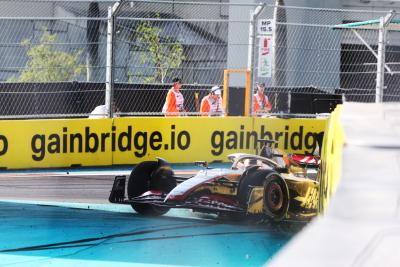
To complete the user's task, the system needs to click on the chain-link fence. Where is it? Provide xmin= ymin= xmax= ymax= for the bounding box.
xmin=255 ymin=5 xmax=400 ymax=111
xmin=111 ymin=0 xmax=257 ymax=116
xmin=1 ymin=1 xmax=400 ymax=118
xmin=0 ymin=0 xmax=112 ymax=118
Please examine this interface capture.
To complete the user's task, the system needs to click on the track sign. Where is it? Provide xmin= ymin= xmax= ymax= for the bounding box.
xmin=258 ymin=36 xmax=272 ymax=78
xmin=257 ymin=19 xmax=274 ymax=35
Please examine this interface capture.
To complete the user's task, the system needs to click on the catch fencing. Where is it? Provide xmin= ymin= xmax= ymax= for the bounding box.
xmin=0 ymin=0 xmax=399 ymax=118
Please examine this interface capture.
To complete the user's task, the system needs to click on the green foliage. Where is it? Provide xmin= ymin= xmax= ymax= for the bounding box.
xmin=15 ymin=30 xmax=85 ymax=82
xmin=134 ymin=21 xmax=185 ymax=83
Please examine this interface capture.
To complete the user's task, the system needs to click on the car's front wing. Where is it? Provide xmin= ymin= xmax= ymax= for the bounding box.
xmin=109 ymin=176 xmax=245 ymax=214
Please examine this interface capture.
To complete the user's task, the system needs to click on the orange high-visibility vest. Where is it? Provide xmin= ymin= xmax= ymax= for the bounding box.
xmin=200 ymin=95 xmax=223 ymax=116
xmin=253 ymin=93 xmax=272 ymax=113
xmin=162 ymin=89 xmax=184 ymax=116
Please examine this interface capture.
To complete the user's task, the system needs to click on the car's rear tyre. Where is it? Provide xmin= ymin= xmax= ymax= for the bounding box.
xmin=263 ymin=173 xmax=289 ymax=221
xmin=127 ymin=161 xmax=176 ymax=216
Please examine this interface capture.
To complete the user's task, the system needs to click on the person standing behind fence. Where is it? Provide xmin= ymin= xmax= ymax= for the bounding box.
xmin=162 ymin=77 xmax=185 ymax=116
xmin=89 ymin=100 xmax=119 ymax=119
xmin=200 ymin=86 xmax=224 ymax=116
xmin=253 ymin=82 xmax=272 ymax=115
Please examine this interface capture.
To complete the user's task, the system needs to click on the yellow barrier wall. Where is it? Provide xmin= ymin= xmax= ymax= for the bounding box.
xmin=0 ymin=117 xmax=327 ymax=169
xmin=0 ymin=119 xmax=113 ymax=169
xmin=113 ymin=117 xmax=253 ymax=164
xmin=318 ymin=105 xmax=345 ymax=213
xmin=253 ymin=117 xmax=326 ymax=154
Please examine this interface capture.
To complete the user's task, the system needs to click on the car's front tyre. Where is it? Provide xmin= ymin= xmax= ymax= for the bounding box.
xmin=127 ymin=161 xmax=176 ymax=216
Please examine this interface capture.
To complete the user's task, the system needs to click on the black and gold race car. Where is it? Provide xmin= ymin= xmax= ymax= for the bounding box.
xmin=109 ymin=140 xmax=320 ymax=222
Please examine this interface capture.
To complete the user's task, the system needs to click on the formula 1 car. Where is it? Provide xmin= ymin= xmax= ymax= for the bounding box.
xmin=109 ymin=140 xmax=320 ymax=222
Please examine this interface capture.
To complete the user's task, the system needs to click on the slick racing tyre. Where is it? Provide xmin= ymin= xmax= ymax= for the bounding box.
xmin=263 ymin=173 xmax=289 ymax=221
xmin=237 ymin=169 xmax=270 ymax=207
xmin=127 ymin=161 xmax=176 ymax=216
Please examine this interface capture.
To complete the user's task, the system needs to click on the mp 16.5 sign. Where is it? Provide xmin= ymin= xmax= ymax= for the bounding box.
xmin=257 ymin=19 xmax=274 ymax=78
xmin=257 ymin=19 xmax=274 ymax=35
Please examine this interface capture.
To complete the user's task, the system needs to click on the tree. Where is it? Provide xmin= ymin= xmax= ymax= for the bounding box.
xmin=15 ymin=30 xmax=84 ymax=82
xmin=134 ymin=21 xmax=185 ymax=83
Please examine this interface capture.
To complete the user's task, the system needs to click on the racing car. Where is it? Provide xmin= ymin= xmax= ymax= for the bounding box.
xmin=109 ymin=140 xmax=320 ymax=222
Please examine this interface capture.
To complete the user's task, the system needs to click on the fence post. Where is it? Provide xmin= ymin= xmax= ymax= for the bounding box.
xmin=376 ymin=16 xmax=386 ymax=103
xmin=376 ymin=10 xmax=395 ymax=103
xmin=105 ymin=1 xmax=123 ymax=118
xmin=105 ymin=6 xmax=113 ymax=118
xmin=245 ymin=70 xmax=251 ymax=116
xmin=247 ymin=3 xmax=265 ymax=116
xmin=223 ymin=69 xmax=229 ymax=115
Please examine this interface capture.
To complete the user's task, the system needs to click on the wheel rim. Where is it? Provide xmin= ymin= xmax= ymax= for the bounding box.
xmin=266 ymin=181 xmax=283 ymax=212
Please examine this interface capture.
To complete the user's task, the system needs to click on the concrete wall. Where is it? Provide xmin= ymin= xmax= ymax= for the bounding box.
xmin=2 ymin=0 xmax=400 ymax=87
xmin=270 ymin=102 xmax=400 ymax=267
xmin=0 ymin=2 xmax=55 ymax=17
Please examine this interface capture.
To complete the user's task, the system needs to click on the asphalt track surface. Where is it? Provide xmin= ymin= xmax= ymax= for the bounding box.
xmin=0 ymin=172 xmax=121 ymax=203
xmin=0 ymin=170 xmax=303 ymax=266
